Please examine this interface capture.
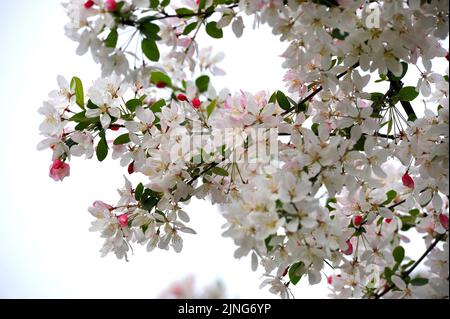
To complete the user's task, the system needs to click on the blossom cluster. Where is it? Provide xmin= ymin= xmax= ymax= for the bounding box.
xmin=38 ymin=0 xmax=449 ymax=298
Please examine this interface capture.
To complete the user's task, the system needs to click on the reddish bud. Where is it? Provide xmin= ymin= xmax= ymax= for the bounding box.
xmin=342 ymin=241 xmax=353 ymax=255
xmin=402 ymin=171 xmax=415 ymax=189
xmin=117 ymin=214 xmax=129 ymax=227
xmin=156 ymin=81 xmax=167 ymax=88
xmin=104 ymin=0 xmax=117 ymax=11
xmin=192 ymin=97 xmax=201 ymax=109
xmin=110 ymin=124 xmax=121 ymax=131
xmin=353 ymin=215 xmax=363 ymax=227
xmin=128 ymin=162 xmax=135 ymax=174
xmin=327 ymin=276 xmax=333 ymax=285
xmin=177 ymin=93 xmax=188 ymax=101
xmin=83 ymin=0 xmax=95 ymax=8
xmin=446 ymin=52 xmax=449 ymax=61
xmin=439 ymin=214 xmax=449 ymax=230
xmin=385 ymin=218 xmax=392 ymax=224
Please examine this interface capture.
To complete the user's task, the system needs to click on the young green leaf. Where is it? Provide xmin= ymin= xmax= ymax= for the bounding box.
xmin=135 ymin=183 xmax=144 ymax=201
xmin=104 ymin=29 xmax=118 ymax=48
xmin=276 ymin=91 xmax=290 ymax=110
xmin=410 ymin=277 xmax=428 ymax=286
xmin=96 ymin=136 xmax=109 ymax=162
xmin=398 ymin=86 xmax=419 ymax=102
xmin=142 ymin=39 xmax=160 ymax=62
xmin=288 ymin=262 xmax=305 ymax=285
xmin=70 ymin=76 xmax=85 ymax=109
xmin=393 ymin=246 xmax=405 ymax=264
xmin=383 ymin=190 xmax=397 ymax=205
xmin=195 ymin=75 xmax=210 ymax=93
xmin=211 ymin=166 xmax=229 ymax=176
xmin=206 ymin=100 xmax=217 ymax=118
xmin=182 ymin=21 xmax=198 ymax=35
xmin=150 ymin=71 xmax=172 ymax=86
xmin=113 ymin=133 xmax=131 ymax=145
xmin=126 ymin=99 xmax=143 ymax=112
xmin=205 ymin=21 xmax=223 ymax=38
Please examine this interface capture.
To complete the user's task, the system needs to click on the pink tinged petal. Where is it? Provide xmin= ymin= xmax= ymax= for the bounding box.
xmin=439 ymin=214 xmax=449 ymax=230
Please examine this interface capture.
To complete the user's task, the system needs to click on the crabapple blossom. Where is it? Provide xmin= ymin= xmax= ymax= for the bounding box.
xmin=49 ymin=159 xmax=70 ymax=181
xmin=38 ymin=0 xmax=449 ymax=299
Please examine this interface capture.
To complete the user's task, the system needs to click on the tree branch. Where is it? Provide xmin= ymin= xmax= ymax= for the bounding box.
xmin=281 ymin=63 xmax=359 ymax=116
xmin=373 ymin=232 xmax=447 ymax=299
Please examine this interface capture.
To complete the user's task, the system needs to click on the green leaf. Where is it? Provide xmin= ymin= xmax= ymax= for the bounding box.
xmin=211 ymin=166 xmax=228 ymax=176
xmin=86 ymin=99 xmax=98 ymax=109
xmin=276 ymin=91 xmax=290 ymax=110
xmin=126 ymin=99 xmax=143 ymax=112
xmin=195 ymin=75 xmax=210 ymax=93
xmin=142 ymin=196 xmax=159 ymax=211
xmin=113 ymin=133 xmax=130 ymax=145
xmin=150 ymin=99 xmax=166 ymax=113
xmin=398 ymin=86 xmax=419 ymax=102
xmin=149 ymin=0 xmax=159 ymax=8
xmin=140 ymin=23 xmax=161 ymax=40
xmin=142 ymin=39 xmax=160 ymax=62
xmin=175 ymin=8 xmax=194 ymax=15
xmin=383 ymin=190 xmax=397 ymax=205
xmin=150 ymin=71 xmax=171 ymax=86
xmin=135 ymin=183 xmax=144 ymax=201
xmin=96 ymin=135 xmax=108 ymax=162
xmin=206 ymin=100 xmax=217 ymax=118
xmin=205 ymin=21 xmax=223 ymax=39
xmin=69 ymin=111 xmax=86 ymax=122
xmin=410 ymin=277 xmax=428 ymax=286
xmin=70 ymin=77 xmax=85 ymax=109
xmin=268 ymin=92 xmax=277 ymax=104
xmin=288 ymin=262 xmax=305 ymax=285
xmin=264 ymin=235 xmax=274 ymax=252
xmin=182 ymin=21 xmax=198 ymax=35
xmin=104 ymin=29 xmax=118 ymax=48
xmin=198 ymin=0 xmax=206 ymax=10
xmin=353 ymin=134 xmax=366 ymax=151
xmin=393 ymin=246 xmax=405 ymax=264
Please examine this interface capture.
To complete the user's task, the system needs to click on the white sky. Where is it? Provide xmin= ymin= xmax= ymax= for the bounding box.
xmin=0 ymin=0 xmax=447 ymax=299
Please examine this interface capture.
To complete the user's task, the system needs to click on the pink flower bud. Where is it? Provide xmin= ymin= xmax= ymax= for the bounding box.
xmin=156 ymin=81 xmax=167 ymax=88
xmin=192 ymin=98 xmax=201 ymax=109
xmin=177 ymin=94 xmax=187 ymax=101
xmin=104 ymin=0 xmax=117 ymax=12
xmin=49 ymin=159 xmax=70 ymax=182
xmin=327 ymin=275 xmax=333 ymax=285
xmin=385 ymin=218 xmax=392 ymax=224
xmin=117 ymin=214 xmax=129 ymax=227
xmin=353 ymin=215 xmax=363 ymax=227
xmin=128 ymin=162 xmax=135 ymax=174
xmin=402 ymin=171 xmax=414 ymax=189
xmin=439 ymin=214 xmax=449 ymax=230
xmin=84 ymin=0 xmax=95 ymax=9
xmin=342 ymin=241 xmax=353 ymax=255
